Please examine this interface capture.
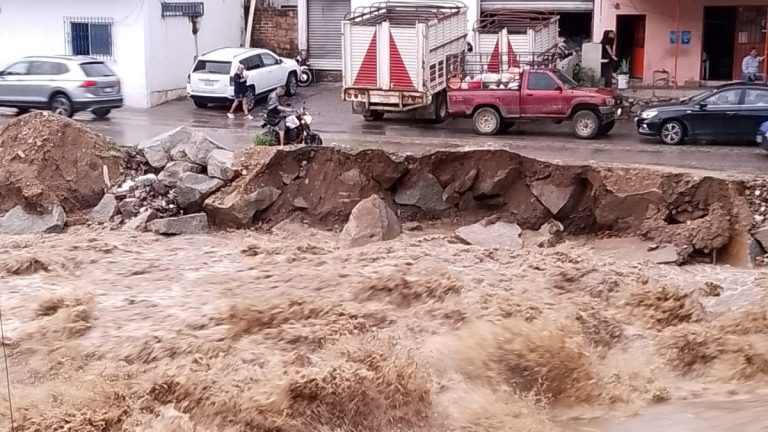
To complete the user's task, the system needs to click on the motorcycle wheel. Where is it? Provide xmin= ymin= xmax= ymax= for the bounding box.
xmin=298 ymin=69 xmax=312 ymax=87
xmin=305 ymin=132 xmax=323 ymax=146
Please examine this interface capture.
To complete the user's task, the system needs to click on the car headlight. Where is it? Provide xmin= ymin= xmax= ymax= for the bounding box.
xmin=640 ymin=110 xmax=658 ymax=119
xmin=605 ymin=98 xmax=614 ymax=106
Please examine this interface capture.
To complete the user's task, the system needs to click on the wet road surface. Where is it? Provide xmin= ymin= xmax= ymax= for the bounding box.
xmin=2 ymin=82 xmax=767 ymax=175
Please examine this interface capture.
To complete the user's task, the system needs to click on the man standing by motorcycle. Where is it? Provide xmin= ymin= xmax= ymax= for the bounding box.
xmin=266 ymin=85 xmax=292 ymax=146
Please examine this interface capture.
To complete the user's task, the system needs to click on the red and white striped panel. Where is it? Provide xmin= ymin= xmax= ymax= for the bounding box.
xmin=350 ymin=26 xmax=377 ymax=87
xmin=389 ymin=27 xmax=417 ymax=90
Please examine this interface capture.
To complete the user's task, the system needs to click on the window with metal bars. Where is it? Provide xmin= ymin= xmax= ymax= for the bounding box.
xmin=64 ymin=17 xmax=114 ymax=59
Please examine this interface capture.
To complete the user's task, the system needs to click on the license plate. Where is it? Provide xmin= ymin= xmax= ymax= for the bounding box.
xmin=204 ymin=80 xmax=215 ymax=87
xmin=103 ymin=87 xmax=115 ymax=94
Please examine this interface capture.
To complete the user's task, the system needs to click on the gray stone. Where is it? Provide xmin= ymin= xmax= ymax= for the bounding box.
xmin=118 ymin=198 xmax=140 ymax=219
xmin=394 ymin=173 xmax=452 ymax=211
xmin=89 ymin=194 xmax=118 ymax=224
xmin=340 ymin=168 xmax=365 ymax=186
xmin=170 ymin=132 xmax=224 ymax=166
xmin=204 ymin=187 xmax=281 ymax=227
xmin=0 ymin=205 xmax=66 ymax=235
xmin=473 ymin=167 xmax=517 ymax=198
xmin=138 ymin=126 xmax=193 ymax=169
xmin=372 ymin=163 xmax=408 ymax=189
xmin=455 ymin=220 xmax=523 ymax=249
xmin=522 ymin=220 xmax=564 ymax=248
xmin=648 ymin=244 xmax=679 ymax=265
xmin=529 ymin=179 xmax=576 ymax=216
xmin=206 ymin=149 xmax=236 ymax=181
xmin=158 ymin=161 xmax=205 ymax=187
xmin=122 ymin=210 xmax=158 ymax=232
xmin=292 ymin=197 xmax=310 ymax=209
xmin=176 ymin=173 xmax=226 ymax=211
xmin=753 ymin=226 xmax=768 ymax=251
xmin=148 ymin=213 xmax=208 ymax=235
xmin=339 ymin=195 xmax=401 ymax=248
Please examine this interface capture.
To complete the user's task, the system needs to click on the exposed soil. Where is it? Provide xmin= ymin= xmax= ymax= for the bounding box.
xmin=225 ymin=146 xmax=760 ymax=261
xmin=0 ymin=112 xmax=125 ymax=214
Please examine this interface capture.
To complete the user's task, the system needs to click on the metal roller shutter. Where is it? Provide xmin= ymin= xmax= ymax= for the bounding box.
xmin=480 ymin=0 xmax=592 ymax=12
xmin=308 ymin=0 xmax=350 ymax=70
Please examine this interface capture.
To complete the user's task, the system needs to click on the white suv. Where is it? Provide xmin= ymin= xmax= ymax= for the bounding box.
xmin=186 ymin=48 xmax=300 ymax=111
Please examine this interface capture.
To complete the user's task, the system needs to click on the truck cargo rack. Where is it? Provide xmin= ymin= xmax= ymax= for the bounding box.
xmin=473 ymin=10 xmax=557 ymax=34
xmin=447 ymin=51 xmax=559 ymax=83
xmin=345 ymin=0 xmax=466 ymax=26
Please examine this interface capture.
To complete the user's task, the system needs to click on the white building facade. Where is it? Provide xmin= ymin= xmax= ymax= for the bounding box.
xmin=0 ymin=0 xmax=244 ymax=108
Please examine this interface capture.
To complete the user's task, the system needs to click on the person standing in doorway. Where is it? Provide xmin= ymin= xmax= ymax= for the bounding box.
xmin=742 ymin=47 xmax=766 ymax=82
xmin=228 ymin=64 xmax=253 ymax=119
xmin=600 ymin=30 xmax=618 ymax=88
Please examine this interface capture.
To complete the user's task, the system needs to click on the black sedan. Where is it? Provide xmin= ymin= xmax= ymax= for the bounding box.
xmin=636 ymin=82 xmax=768 ymax=145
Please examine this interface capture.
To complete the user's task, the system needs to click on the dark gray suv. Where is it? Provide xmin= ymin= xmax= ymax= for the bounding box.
xmin=0 ymin=56 xmax=123 ymax=118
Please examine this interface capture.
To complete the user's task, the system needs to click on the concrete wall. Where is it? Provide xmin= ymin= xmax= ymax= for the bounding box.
xmin=144 ymin=0 xmax=244 ymax=106
xmin=0 ymin=0 xmax=150 ymax=107
xmin=250 ymin=0 xmax=299 ymax=57
xmin=598 ymin=0 xmax=766 ymax=85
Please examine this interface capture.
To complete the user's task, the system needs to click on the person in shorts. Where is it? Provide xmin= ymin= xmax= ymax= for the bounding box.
xmin=228 ymin=64 xmax=252 ymax=119
xmin=266 ymin=85 xmax=291 ymax=145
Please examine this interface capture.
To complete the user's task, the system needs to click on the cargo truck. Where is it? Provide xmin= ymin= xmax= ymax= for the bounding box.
xmin=341 ymin=1 xmax=468 ymax=122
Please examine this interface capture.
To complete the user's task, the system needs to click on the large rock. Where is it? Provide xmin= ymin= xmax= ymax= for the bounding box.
xmin=339 ymin=195 xmax=401 ymax=248
xmin=473 ymin=167 xmax=517 ymax=198
xmin=158 ymin=161 xmax=205 ymax=187
xmin=207 ymin=149 xmax=236 ymax=181
xmin=204 ymin=187 xmax=281 ymax=227
xmin=119 ymin=198 xmax=140 ymax=219
xmin=89 ymin=194 xmax=118 ymax=224
xmin=753 ymin=226 xmax=768 ymax=251
xmin=122 ymin=210 xmax=158 ymax=232
xmin=138 ymin=126 xmax=193 ymax=169
xmin=529 ymin=179 xmax=576 ymax=216
xmin=148 ymin=213 xmax=209 ymax=235
xmin=394 ymin=173 xmax=452 ymax=211
xmin=648 ymin=244 xmax=680 ymax=265
xmin=170 ymin=132 xmax=224 ymax=166
xmin=443 ymin=168 xmax=478 ymax=200
xmin=176 ymin=173 xmax=226 ymax=211
xmin=455 ymin=220 xmax=523 ymax=249
xmin=0 ymin=205 xmax=66 ymax=235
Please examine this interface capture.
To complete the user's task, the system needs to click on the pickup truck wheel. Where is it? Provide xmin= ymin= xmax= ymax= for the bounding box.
xmin=573 ymin=110 xmax=599 ymax=139
xmin=597 ymin=120 xmax=616 ymax=136
xmin=660 ymin=120 xmax=685 ymax=145
xmin=192 ymin=99 xmax=208 ymax=109
xmin=363 ymin=111 xmax=384 ymax=121
xmin=473 ymin=107 xmax=501 ymax=135
xmin=285 ymin=73 xmax=298 ymax=96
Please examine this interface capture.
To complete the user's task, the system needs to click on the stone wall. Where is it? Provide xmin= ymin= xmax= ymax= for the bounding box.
xmin=249 ymin=0 xmax=298 ymax=57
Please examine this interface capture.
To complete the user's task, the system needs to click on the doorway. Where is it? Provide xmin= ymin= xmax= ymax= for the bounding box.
xmin=702 ymin=7 xmax=737 ymax=80
xmin=616 ymin=15 xmax=646 ymax=79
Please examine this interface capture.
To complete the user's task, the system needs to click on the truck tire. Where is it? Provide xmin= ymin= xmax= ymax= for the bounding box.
xmin=473 ymin=107 xmax=501 ymax=135
xmin=363 ymin=111 xmax=384 ymax=121
xmin=433 ymin=91 xmax=448 ymax=123
xmin=572 ymin=110 xmax=600 ymax=139
xmin=597 ymin=120 xmax=615 ymax=136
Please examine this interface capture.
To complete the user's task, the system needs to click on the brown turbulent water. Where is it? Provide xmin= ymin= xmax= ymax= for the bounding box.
xmin=0 ymin=223 xmax=767 ymax=431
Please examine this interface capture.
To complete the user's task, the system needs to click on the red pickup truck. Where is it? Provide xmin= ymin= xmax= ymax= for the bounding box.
xmin=447 ymin=69 xmax=621 ymax=139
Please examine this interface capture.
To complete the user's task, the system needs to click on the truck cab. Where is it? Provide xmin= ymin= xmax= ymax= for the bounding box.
xmin=447 ymin=69 xmax=621 ymax=139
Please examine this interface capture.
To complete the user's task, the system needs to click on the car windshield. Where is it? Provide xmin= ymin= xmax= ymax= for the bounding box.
xmin=553 ymin=70 xmax=578 ymax=89
xmin=193 ymin=60 xmax=231 ymax=74
xmin=80 ymin=62 xmax=115 ymax=77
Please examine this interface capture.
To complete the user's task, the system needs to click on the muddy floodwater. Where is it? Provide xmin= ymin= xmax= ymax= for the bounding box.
xmin=1 ymin=224 xmax=767 ymax=431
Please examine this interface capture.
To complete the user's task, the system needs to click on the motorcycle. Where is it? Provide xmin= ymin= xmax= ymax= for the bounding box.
xmin=258 ymin=104 xmax=323 ymax=146
xmin=295 ymin=52 xmax=313 ymax=87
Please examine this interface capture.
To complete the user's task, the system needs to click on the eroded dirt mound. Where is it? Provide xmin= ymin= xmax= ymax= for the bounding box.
xmin=0 ymin=112 xmax=124 ymax=213
xmin=219 ymin=146 xmax=759 ymax=261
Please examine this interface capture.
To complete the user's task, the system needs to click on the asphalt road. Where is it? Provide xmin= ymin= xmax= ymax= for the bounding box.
xmin=2 ymin=83 xmax=767 ymax=176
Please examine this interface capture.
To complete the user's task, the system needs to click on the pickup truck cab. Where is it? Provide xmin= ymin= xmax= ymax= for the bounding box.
xmin=447 ymin=69 xmax=621 ymax=139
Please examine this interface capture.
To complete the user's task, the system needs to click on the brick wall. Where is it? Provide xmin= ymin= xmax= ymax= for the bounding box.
xmin=250 ymin=0 xmax=298 ymax=57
